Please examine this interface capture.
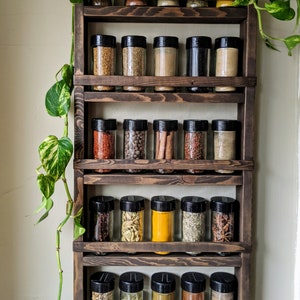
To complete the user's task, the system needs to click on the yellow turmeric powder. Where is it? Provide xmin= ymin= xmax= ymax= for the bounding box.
xmin=216 ymin=0 xmax=234 ymax=7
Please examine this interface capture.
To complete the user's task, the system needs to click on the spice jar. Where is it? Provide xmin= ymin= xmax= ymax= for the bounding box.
xmin=210 ymin=272 xmax=237 ymax=300
xmin=216 ymin=0 xmax=234 ymax=7
xmin=91 ymin=34 xmax=116 ymax=91
xmin=151 ymin=195 xmax=176 ymax=255
xmin=181 ymin=196 xmax=207 ymax=255
xmin=153 ymin=119 xmax=178 ymax=174
xmin=210 ymin=196 xmax=238 ymax=244
xmin=153 ymin=36 xmax=179 ymax=92
xmin=91 ymin=0 xmax=112 ymax=6
xmin=119 ymin=272 xmax=144 ymax=300
xmin=181 ymin=272 xmax=206 ymax=300
xmin=214 ymin=36 xmax=241 ymax=92
xmin=120 ymin=195 xmax=145 ymax=242
xmin=92 ymin=118 xmax=117 ymax=173
xmin=151 ymin=272 xmax=176 ymax=300
xmin=125 ymin=0 xmax=147 ymax=6
xmin=186 ymin=36 xmax=212 ymax=92
xmin=90 ymin=196 xmax=115 ymax=242
xmin=121 ymin=35 xmax=147 ymax=91
xmin=186 ymin=0 xmax=207 ymax=7
xmin=212 ymin=119 xmax=239 ymax=174
xmin=157 ymin=0 xmax=179 ymax=6
xmin=90 ymin=271 xmax=115 ymax=300
xmin=183 ymin=119 xmax=208 ymax=174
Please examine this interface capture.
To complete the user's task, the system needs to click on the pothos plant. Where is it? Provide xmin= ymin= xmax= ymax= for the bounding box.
xmin=34 ymin=1 xmax=300 ymax=300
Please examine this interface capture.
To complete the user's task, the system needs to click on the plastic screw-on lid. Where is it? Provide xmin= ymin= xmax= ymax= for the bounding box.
xmin=120 ymin=195 xmax=145 ymax=212
xmin=210 ymin=272 xmax=237 ymax=293
xmin=91 ymin=34 xmax=116 ymax=48
xmin=210 ymin=196 xmax=238 ymax=214
xmin=92 ymin=118 xmax=117 ymax=131
xmin=153 ymin=119 xmax=178 ymax=132
xmin=214 ymin=36 xmax=241 ymax=49
xmin=151 ymin=195 xmax=176 ymax=212
xmin=211 ymin=119 xmax=239 ymax=131
xmin=90 ymin=196 xmax=115 ymax=212
xmin=119 ymin=272 xmax=144 ymax=293
xmin=90 ymin=271 xmax=115 ymax=293
xmin=121 ymin=35 xmax=147 ymax=48
xmin=151 ymin=272 xmax=176 ymax=293
xmin=183 ymin=120 xmax=208 ymax=132
xmin=181 ymin=196 xmax=207 ymax=213
xmin=181 ymin=272 xmax=206 ymax=293
xmin=153 ymin=36 xmax=179 ymax=48
xmin=186 ymin=36 xmax=212 ymax=49
xmin=123 ymin=119 xmax=148 ymax=131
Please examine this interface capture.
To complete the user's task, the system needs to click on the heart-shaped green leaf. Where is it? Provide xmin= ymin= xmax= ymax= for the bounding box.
xmin=73 ymin=208 xmax=86 ymax=240
xmin=284 ymin=35 xmax=300 ymax=55
xmin=265 ymin=0 xmax=295 ymax=21
xmin=61 ymin=64 xmax=73 ymax=89
xmin=34 ymin=196 xmax=54 ymax=224
xmin=37 ymin=174 xmax=55 ymax=198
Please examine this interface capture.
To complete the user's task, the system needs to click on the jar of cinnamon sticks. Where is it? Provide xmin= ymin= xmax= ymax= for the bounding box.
xmin=153 ymin=119 xmax=178 ymax=174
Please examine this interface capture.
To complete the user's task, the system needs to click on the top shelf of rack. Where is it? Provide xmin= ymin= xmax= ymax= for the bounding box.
xmin=82 ymin=5 xmax=247 ymax=24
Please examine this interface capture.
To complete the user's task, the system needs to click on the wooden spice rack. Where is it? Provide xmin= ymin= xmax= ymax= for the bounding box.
xmin=73 ymin=4 xmax=256 ymax=299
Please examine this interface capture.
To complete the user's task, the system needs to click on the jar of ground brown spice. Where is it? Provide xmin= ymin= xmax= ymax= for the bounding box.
xmin=210 ymin=272 xmax=237 ymax=300
xmin=181 ymin=272 xmax=206 ymax=300
xmin=92 ymin=118 xmax=117 ymax=173
xmin=91 ymin=34 xmax=116 ymax=92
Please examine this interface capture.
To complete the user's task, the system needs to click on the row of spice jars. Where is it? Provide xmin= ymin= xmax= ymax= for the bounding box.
xmin=90 ymin=195 xmax=238 ymax=253
xmin=91 ymin=34 xmax=241 ymax=93
xmin=92 ymin=118 xmax=239 ymax=174
xmin=91 ymin=271 xmax=237 ymax=300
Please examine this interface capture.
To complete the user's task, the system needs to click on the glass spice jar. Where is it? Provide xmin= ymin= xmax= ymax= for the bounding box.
xmin=212 ymin=119 xmax=239 ymax=174
xmin=153 ymin=119 xmax=178 ymax=174
xmin=125 ymin=0 xmax=147 ymax=6
xmin=210 ymin=272 xmax=237 ymax=300
xmin=151 ymin=272 xmax=176 ymax=300
xmin=92 ymin=118 xmax=117 ymax=173
xmin=91 ymin=34 xmax=116 ymax=92
xmin=121 ymin=35 xmax=147 ymax=91
xmin=214 ymin=36 xmax=241 ymax=92
xmin=90 ymin=271 xmax=115 ymax=300
xmin=91 ymin=0 xmax=112 ymax=6
xmin=186 ymin=0 xmax=207 ymax=7
xmin=153 ymin=36 xmax=179 ymax=92
xmin=183 ymin=119 xmax=208 ymax=174
xmin=119 ymin=271 xmax=144 ymax=300
xmin=90 ymin=196 xmax=115 ymax=242
xmin=181 ymin=272 xmax=206 ymax=300
xmin=186 ymin=36 xmax=212 ymax=92
xmin=216 ymin=0 xmax=234 ymax=7
xmin=151 ymin=195 xmax=176 ymax=255
xmin=181 ymin=196 xmax=207 ymax=255
xmin=120 ymin=195 xmax=145 ymax=242
xmin=157 ymin=0 xmax=179 ymax=6
xmin=123 ymin=119 xmax=148 ymax=173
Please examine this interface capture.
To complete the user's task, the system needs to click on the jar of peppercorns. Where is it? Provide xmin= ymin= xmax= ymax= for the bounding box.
xmin=92 ymin=118 xmax=117 ymax=173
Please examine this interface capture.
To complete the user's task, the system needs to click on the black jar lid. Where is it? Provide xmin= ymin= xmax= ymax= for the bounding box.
xmin=123 ymin=119 xmax=148 ymax=131
xmin=90 ymin=196 xmax=115 ymax=212
xmin=119 ymin=272 xmax=144 ymax=293
xmin=91 ymin=34 xmax=116 ymax=48
xmin=153 ymin=36 xmax=179 ymax=48
xmin=120 ymin=195 xmax=145 ymax=212
xmin=210 ymin=272 xmax=237 ymax=293
xmin=210 ymin=196 xmax=237 ymax=214
xmin=181 ymin=196 xmax=207 ymax=213
xmin=151 ymin=195 xmax=176 ymax=212
xmin=214 ymin=36 xmax=241 ymax=50
xmin=153 ymin=119 xmax=178 ymax=132
xmin=92 ymin=118 xmax=117 ymax=131
xmin=211 ymin=119 xmax=239 ymax=131
xmin=183 ymin=120 xmax=208 ymax=132
xmin=90 ymin=271 xmax=115 ymax=293
xmin=181 ymin=272 xmax=206 ymax=293
xmin=121 ymin=35 xmax=147 ymax=48
xmin=186 ymin=36 xmax=212 ymax=49
xmin=151 ymin=272 xmax=176 ymax=294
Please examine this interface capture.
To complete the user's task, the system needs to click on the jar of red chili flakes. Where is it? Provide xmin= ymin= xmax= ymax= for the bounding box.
xmin=92 ymin=118 xmax=117 ymax=173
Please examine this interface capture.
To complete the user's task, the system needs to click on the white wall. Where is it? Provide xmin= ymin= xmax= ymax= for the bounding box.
xmin=0 ymin=1 xmax=298 ymax=299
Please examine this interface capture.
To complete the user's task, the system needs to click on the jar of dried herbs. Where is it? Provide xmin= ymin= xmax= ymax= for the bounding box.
xmin=90 ymin=196 xmax=115 ymax=242
xmin=210 ymin=272 xmax=237 ymax=300
xmin=91 ymin=34 xmax=116 ymax=91
xmin=181 ymin=196 xmax=207 ymax=255
xmin=183 ymin=119 xmax=208 ymax=174
xmin=212 ymin=119 xmax=239 ymax=174
xmin=153 ymin=119 xmax=178 ymax=174
xmin=119 ymin=271 xmax=144 ymax=300
xmin=181 ymin=272 xmax=206 ymax=300
xmin=121 ymin=35 xmax=147 ymax=91
xmin=210 ymin=196 xmax=238 ymax=244
xmin=123 ymin=119 xmax=148 ymax=173
xmin=186 ymin=0 xmax=207 ymax=7
xmin=92 ymin=118 xmax=117 ymax=173
xmin=186 ymin=36 xmax=212 ymax=92
xmin=151 ymin=272 xmax=176 ymax=300
xmin=151 ymin=195 xmax=176 ymax=255
xmin=153 ymin=36 xmax=178 ymax=92
xmin=90 ymin=271 xmax=115 ymax=300
xmin=214 ymin=36 xmax=241 ymax=92
xmin=120 ymin=195 xmax=145 ymax=242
